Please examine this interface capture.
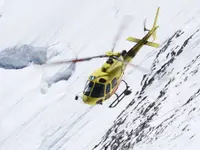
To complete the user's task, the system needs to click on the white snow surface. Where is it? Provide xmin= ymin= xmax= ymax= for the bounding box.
xmin=0 ymin=0 xmax=200 ymax=150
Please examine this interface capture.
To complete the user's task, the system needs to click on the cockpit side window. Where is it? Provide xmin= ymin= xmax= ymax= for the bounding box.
xmin=83 ymin=81 xmax=94 ymax=96
xmin=112 ymin=77 xmax=117 ymax=89
xmin=91 ymin=83 xmax=105 ymax=98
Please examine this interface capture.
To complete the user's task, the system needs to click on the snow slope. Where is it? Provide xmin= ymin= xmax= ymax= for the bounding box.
xmin=1 ymin=0 xmax=200 ymax=150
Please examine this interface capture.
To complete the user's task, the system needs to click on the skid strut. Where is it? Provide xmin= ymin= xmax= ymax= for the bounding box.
xmin=109 ymin=80 xmax=132 ymax=108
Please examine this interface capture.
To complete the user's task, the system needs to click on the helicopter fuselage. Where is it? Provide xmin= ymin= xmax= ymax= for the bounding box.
xmin=82 ymin=55 xmax=126 ymax=105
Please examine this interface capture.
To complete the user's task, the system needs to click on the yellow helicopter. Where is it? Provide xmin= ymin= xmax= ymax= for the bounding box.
xmin=49 ymin=7 xmax=160 ymax=108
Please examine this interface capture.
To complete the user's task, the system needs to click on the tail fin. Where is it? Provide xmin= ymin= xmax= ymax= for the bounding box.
xmin=152 ymin=7 xmax=160 ymax=41
xmin=126 ymin=7 xmax=160 ymax=48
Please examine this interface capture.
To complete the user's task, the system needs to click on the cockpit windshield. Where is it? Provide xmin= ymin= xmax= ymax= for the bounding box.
xmin=91 ymin=83 xmax=105 ymax=98
xmin=83 ymin=81 xmax=105 ymax=98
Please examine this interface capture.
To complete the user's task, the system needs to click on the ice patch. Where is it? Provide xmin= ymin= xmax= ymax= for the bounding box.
xmin=40 ymin=63 xmax=76 ymax=94
xmin=0 ymin=44 xmax=76 ymax=94
xmin=0 ymin=45 xmax=47 ymax=69
xmin=47 ymin=63 xmax=76 ymax=85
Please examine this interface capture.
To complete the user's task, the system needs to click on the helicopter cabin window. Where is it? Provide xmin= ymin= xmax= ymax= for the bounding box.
xmin=91 ymin=83 xmax=105 ymax=98
xmin=112 ymin=78 xmax=117 ymax=89
xmin=83 ymin=81 xmax=94 ymax=96
xmin=106 ymin=83 xmax=111 ymax=94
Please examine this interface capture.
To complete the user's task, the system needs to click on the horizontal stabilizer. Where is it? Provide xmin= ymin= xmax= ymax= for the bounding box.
xmin=127 ymin=37 xmax=160 ymax=48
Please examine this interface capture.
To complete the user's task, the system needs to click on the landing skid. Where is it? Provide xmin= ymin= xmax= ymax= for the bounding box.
xmin=109 ymin=80 xmax=132 ymax=108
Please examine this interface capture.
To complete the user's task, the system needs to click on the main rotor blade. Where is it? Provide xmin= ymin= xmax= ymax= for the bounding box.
xmin=111 ymin=15 xmax=133 ymax=52
xmin=44 ymin=54 xmax=108 ymax=66
xmin=127 ymin=63 xmax=150 ymax=73
xmin=111 ymin=56 xmax=150 ymax=73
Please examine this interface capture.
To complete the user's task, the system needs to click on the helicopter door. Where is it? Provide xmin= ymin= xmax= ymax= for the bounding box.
xmin=105 ymin=83 xmax=111 ymax=100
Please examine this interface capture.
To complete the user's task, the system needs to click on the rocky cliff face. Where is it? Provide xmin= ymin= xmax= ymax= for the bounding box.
xmin=94 ymin=28 xmax=200 ymax=150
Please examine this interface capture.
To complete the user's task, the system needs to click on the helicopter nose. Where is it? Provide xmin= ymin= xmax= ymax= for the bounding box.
xmin=82 ymin=96 xmax=91 ymax=104
xmin=82 ymin=95 xmax=96 ymax=105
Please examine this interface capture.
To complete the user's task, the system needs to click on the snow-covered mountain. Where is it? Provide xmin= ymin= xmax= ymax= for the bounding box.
xmin=1 ymin=0 xmax=200 ymax=150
